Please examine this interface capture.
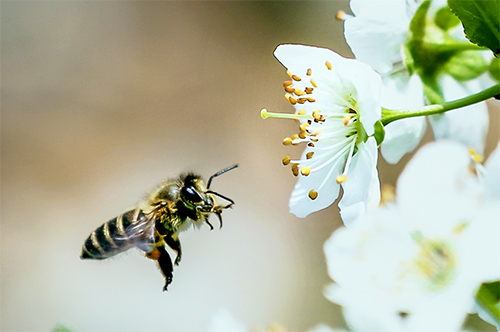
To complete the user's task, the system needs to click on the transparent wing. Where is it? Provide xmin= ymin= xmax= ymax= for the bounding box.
xmin=113 ymin=208 xmax=156 ymax=253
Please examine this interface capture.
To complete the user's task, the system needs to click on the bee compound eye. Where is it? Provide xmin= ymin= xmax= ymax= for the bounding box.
xmin=181 ymin=186 xmax=203 ymax=203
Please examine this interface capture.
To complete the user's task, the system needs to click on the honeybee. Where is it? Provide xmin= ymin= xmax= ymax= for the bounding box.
xmin=81 ymin=165 xmax=238 ymax=291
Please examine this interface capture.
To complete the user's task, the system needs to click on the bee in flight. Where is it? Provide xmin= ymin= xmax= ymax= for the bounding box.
xmin=81 ymin=164 xmax=238 ymax=291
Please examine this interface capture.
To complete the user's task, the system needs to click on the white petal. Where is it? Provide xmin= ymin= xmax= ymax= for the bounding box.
xmin=274 ymin=44 xmax=382 ymax=135
xmin=381 ymin=117 xmax=426 ymax=164
xmin=380 ymin=74 xmax=426 ymax=164
xmin=429 ymin=75 xmax=489 ymax=154
xmin=338 ymin=137 xmax=380 ymax=226
xmin=484 ymin=141 xmax=500 ymax=200
xmin=397 ymin=141 xmax=480 ymax=233
xmin=345 ymin=0 xmax=410 ymax=74
xmin=289 ymin=148 xmax=343 ymax=218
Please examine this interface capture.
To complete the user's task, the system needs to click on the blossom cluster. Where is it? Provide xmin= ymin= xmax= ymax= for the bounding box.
xmin=258 ymin=0 xmax=499 ymax=330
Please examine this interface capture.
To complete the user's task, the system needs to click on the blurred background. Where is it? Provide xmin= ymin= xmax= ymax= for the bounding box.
xmin=1 ymin=2 xmax=498 ymax=332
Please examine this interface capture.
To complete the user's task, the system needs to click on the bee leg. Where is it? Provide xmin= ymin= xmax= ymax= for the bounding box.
xmin=215 ymin=210 xmax=223 ymax=229
xmin=205 ymin=218 xmax=214 ymax=231
xmin=146 ymin=246 xmax=174 ymax=291
xmin=164 ymin=235 xmax=182 ymax=266
xmin=156 ymin=246 xmax=174 ymax=291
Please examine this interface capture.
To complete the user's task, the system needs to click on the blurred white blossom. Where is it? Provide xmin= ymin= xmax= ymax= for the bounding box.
xmin=342 ymin=0 xmax=492 ymax=163
xmin=263 ymin=44 xmax=382 ymax=224
xmin=324 ymin=140 xmax=500 ymax=331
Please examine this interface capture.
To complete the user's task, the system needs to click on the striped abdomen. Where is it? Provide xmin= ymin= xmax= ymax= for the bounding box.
xmin=81 ymin=209 xmax=152 ymax=260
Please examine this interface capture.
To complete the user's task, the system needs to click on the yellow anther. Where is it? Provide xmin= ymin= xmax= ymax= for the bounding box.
xmin=297 ymin=98 xmax=306 ymax=104
xmin=311 ymin=129 xmax=323 ymax=136
xmin=291 ymin=74 xmax=302 ymax=82
xmin=291 ymin=164 xmax=299 ymax=177
xmin=308 ymin=189 xmax=318 ymax=200
xmin=286 ymin=70 xmax=293 ymax=78
xmin=307 ymin=97 xmax=316 ymax=103
xmin=305 ymin=87 xmax=314 ymax=94
xmin=306 ymin=152 xmax=314 ymax=159
xmin=343 ymin=115 xmax=352 ymax=126
xmin=310 ymin=78 xmax=318 ymax=88
xmin=282 ymin=137 xmax=293 ymax=146
xmin=298 ymin=131 xmax=307 ymax=139
xmin=296 ymin=109 xmax=306 ymax=115
xmin=294 ymin=88 xmax=306 ymax=96
xmin=301 ymin=166 xmax=311 ymax=176
xmin=336 ymin=175 xmax=347 ymax=184
xmin=299 ymin=122 xmax=309 ymax=132
xmin=285 ymin=86 xmax=295 ymax=93
xmin=282 ymin=155 xmax=291 ymax=166
xmin=325 ymin=61 xmax=332 ymax=70
xmin=306 ymin=68 xmax=312 ymax=76
xmin=307 ymin=142 xmax=315 ymax=147
xmin=283 ymin=80 xmax=293 ymax=87
xmin=291 ymin=134 xmax=299 ymax=140
xmin=336 ymin=10 xmax=347 ymax=21
xmin=468 ymin=148 xmax=483 ymax=163
xmin=285 ymin=93 xmax=297 ymax=105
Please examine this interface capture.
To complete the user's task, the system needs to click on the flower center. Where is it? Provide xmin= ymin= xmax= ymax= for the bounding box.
xmin=413 ymin=234 xmax=456 ymax=291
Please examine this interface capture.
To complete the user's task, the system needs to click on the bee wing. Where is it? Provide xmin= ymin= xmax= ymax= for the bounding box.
xmin=113 ymin=209 xmax=156 ymax=253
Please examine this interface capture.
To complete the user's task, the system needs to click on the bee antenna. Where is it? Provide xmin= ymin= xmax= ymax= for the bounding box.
xmin=206 ymin=164 xmax=238 ymax=189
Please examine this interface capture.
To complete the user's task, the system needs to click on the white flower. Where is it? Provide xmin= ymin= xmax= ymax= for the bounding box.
xmin=324 ymin=140 xmax=500 ymax=331
xmin=262 ymin=44 xmax=382 ymax=224
xmin=343 ymin=0 xmax=492 ymax=164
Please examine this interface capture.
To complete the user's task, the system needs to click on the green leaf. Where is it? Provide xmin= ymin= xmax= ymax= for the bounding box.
xmin=448 ymin=0 xmax=500 ymax=55
xmin=435 ymin=6 xmax=461 ymax=31
xmin=443 ymin=50 xmax=488 ymax=81
xmin=489 ymin=57 xmax=500 ymax=81
xmin=476 ymin=281 xmax=500 ymax=326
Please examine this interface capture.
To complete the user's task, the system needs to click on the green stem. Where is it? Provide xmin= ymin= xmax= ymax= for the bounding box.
xmin=381 ymin=84 xmax=500 ymax=125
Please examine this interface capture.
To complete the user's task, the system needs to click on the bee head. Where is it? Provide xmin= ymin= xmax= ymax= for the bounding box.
xmin=180 ymin=174 xmax=214 ymax=212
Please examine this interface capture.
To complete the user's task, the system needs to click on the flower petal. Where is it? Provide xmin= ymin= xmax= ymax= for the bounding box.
xmin=274 ymin=44 xmax=382 ymax=135
xmin=429 ymin=75 xmax=489 ymax=155
xmin=289 ymin=147 xmax=343 ymax=218
xmin=380 ymin=74 xmax=426 ymax=164
xmin=397 ymin=140 xmax=480 ymax=233
xmin=338 ymin=137 xmax=380 ymax=225
xmin=345 ymin=0 xmax=411 ymax=74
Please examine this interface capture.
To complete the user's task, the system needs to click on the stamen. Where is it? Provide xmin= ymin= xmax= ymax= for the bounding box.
xmin=283 ymin=80 xmax=293 ymax=87
xmin=291 ymin=164 xmax=299 ymax=177
xmin=305 ymin=87 xmax=314 ymax=94
xmin=310 ymin=79 xmax=318 ymax=88
xmin=468 ymin=148 xmax=483 ymax=163
xmin=282 ymin=137 xmax=293 ymax=146
xmin=335 ymin=10 xmax=353 ymax=21
xmin=343 ymin=115 xmax=352 ymax=126
xmin=294 ymin=88 xmax=306 ymax=96
xmin=285 ymin=94 xmax=297 ymax=105
xmin=291 ymin=74 xmax=302 ymax=82
xmin=306 ymin=152 xmax=314 ymax=159
xmin=282 ymin=155 xmax=291 ymax=166
xmin=336 ymin=175 xmax=347 ymax=183
xmin=306 ymin=68 xmax=312 ymax=76
xmin=285 ymin=86 xmax=295 ymax=93
xmin=325 ymin=61 xmax=332 ymax=70
xmin=301 ymin=166 xmax=311 ymax=176
xmin=308 ymin=189 xmax=318 ymax=200
xmin=286 ymin=70 xmax=293 ymax=78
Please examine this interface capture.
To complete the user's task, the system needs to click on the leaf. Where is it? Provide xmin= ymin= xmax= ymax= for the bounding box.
xmin=476 ymin=281 xmax=500 ymax=327
xmin=448 ymin=0 xmax=500 ymax=55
